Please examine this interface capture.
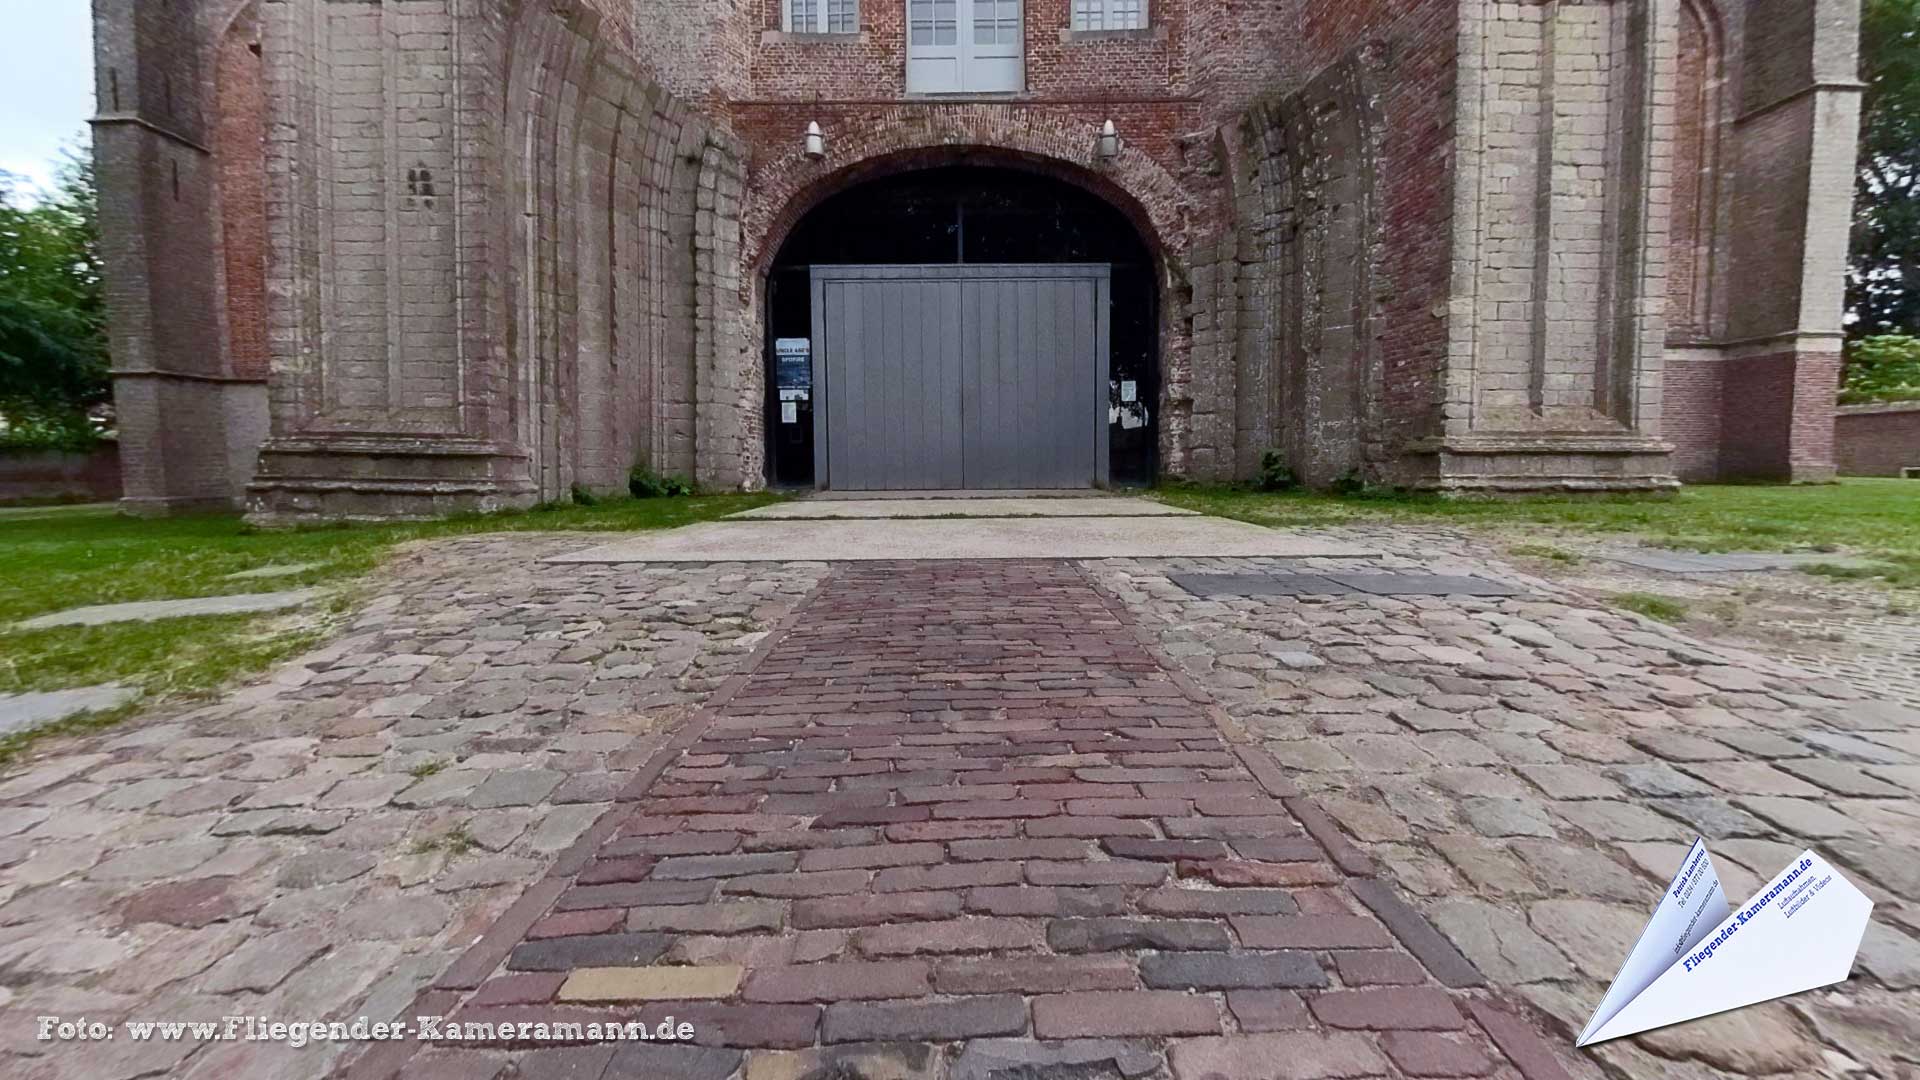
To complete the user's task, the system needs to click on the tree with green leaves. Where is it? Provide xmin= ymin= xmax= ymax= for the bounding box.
xmin=1849 ymin=0 xmax=1920 ymax=338
xmin=0 ymin=146 xmax=109 ymax=448
xmin=1840 ymin=335 xmax=1920 ymax=403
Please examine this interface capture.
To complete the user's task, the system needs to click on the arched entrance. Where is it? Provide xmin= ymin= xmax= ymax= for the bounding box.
xmin=763 ymin=165 xmax=1159 ymax=490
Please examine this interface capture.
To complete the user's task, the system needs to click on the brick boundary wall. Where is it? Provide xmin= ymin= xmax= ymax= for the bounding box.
xmin=0 ymin=444 xmax=124 ymax=504
xmin=1835 ymin=402 xmax=1920 ymax=478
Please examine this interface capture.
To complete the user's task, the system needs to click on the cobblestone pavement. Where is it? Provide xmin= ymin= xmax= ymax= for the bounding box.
xmin=2 ymin=528 xmax=1917 ymax=1080
xmin=0 ymin=536 xmax=828 ymax=1080
xmin=377 ymin=561 xmax=1575 ymax=1080
xmin=1094 ymin=530 xmax=1920 ymax=1080
xmin=1548 ymin=558 xmax=1920 ymax=709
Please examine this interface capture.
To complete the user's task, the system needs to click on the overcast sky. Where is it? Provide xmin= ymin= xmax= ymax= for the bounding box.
xmin=0 ymin=3 xmax=95 ymax=200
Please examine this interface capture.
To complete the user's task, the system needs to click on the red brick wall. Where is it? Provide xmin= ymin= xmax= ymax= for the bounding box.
xmin=1836 ymin=404 xmax=1920 ymax=476
xmin=1663 ymin=355 xmax=1725 ymax=480
xmin=1293 ymin=0 xmax=1461 ymax=452
xmin=1789 ymin=350 xmax=1841 ymax=480
xmin=1715 ymin=350 xmax=1840 ymax=481
xmin=734 ymin=102 xmax=1201 ymax=272
xmin=215 ymin=4 xmax=269 ymax=382
xmin=0 ymin=445 xmax=123 ymax=503
xmin=1717 ymin=354 xmax=1793 ymax=478
xmin=746 ymin=0 xmax=1193 ymax=99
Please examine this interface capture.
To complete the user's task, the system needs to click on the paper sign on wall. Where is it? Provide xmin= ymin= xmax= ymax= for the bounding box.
xmin=775 ymin=339 xmax=812 ymax=391
xmin=1577 ymin=838 xmax=1873 ymax=1046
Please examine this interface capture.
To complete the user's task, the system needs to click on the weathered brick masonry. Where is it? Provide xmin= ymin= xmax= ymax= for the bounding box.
xmin=91 ymin=0 xmax=1861 ymax=518
xmin=1835 ymin=402 xmax=1920 ymax=478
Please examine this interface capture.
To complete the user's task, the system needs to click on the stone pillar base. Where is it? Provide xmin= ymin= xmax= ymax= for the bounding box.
xmin=1389 ymin=435 xmax=1680 ymax=493
xmin=246 ymin=438 xmax=538 ymax=525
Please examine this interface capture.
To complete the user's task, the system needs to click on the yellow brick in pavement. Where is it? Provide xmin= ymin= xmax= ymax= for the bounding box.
xmin=557 ymin=965 xmax=743 ymax=1002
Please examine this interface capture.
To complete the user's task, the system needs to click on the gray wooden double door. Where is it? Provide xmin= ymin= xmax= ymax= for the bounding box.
xmin=809 ymin=265 xmax=1111 ymax=490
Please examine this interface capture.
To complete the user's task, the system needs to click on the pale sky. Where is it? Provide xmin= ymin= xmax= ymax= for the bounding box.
xmin=0 ymin=2 xmax=95 ymax=200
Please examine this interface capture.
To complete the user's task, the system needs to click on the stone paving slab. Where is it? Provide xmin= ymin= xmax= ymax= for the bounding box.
xmin=731 ymin=498 xmax=1198 ymax=520
xmin=1172 ymin=572 xmax=1525 ymax=599
xmin=1594 ymin=550 xmax=1876 ymax=575
xmin=14 ymin=587 xmax=324 ymax=629
xmin=1329 ymin=574 xmax=1527 ymax=597
xmin=547 ymin=518 xmax=1376 ymax=564
xmin=0 ymin=684 xmax=139 ymax=735
xmin=227 ymin=562 xmax=330 ymax=580
xmin=358 ymin=562 xmax=1576 ymax=1080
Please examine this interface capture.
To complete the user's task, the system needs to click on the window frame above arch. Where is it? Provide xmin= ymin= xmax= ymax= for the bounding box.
xmin=784 ymin=0 xmax=859 ymax=35
xmin=906 ymin=0 xmax=1025 ymax=94
xmin=1070 ymin=0 xmax=1147 ymax=32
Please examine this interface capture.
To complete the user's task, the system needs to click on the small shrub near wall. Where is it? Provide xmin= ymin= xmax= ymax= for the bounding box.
xmin=629 ymin=467 xmax=693 ymax=499
xmin=1841 ymin=336 xmax=1920 ymax=405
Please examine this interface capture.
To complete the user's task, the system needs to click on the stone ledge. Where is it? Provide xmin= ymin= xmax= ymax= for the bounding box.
xmin=1837 ymin=400 xmax=1920 ymax=417
xmin=1059 ymin=25 xmax=1167 ymax=44
xmin=1391 ymin=433 xmax=1681 ymax=493
xmin=760 ymin=30 xmax=869 ymax=45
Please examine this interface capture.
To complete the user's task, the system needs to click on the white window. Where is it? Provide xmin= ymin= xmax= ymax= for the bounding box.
xmin=1071 ymin=0 xmax=1146 ymax=31
xmin=786 ymin=0 xmax=858 ymax=34
xmin=908 ymin=0 xmax=1023 ymax=92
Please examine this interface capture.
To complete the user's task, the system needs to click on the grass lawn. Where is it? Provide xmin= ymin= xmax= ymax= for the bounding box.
xmin=1158 ymin=479 xmax=1920 ymax=588
xmin=0 ymin=494 xmax=776 ymax=761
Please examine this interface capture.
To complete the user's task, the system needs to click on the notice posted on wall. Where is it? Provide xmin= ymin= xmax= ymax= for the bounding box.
xmin=1577 ymin=838 xmax=1873 ymax=1046
xmin=775 ymin=339 xmax=812 ymax=391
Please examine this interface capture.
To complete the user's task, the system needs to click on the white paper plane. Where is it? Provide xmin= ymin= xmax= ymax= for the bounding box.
xmin=1578 ymin=839 xmax=1873 ymax=1046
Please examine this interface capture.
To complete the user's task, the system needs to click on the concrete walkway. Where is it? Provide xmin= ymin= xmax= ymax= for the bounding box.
xmin=548 ymin=518 xmax=1374 ymax=563
xmin=731 ymin=497 xmax=1197 ymax=519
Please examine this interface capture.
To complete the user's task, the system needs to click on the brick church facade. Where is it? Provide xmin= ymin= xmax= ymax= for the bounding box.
xmin=91 ymin=0 xmax=1861 ymax=519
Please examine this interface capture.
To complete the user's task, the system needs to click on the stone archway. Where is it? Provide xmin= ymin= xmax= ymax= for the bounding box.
xmin=758 ymin=162 xmax=1165 ymax=491
xmin=746 ymin=135 xmax=1190 ymax=489
xmin=749 ymin=139 xmax=1185 ymax=281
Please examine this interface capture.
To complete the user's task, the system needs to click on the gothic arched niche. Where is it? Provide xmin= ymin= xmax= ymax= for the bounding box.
xmin=214 ymin=1 xmax=268 ymax=381
xmin=1669 ymin=0 xmax=1726 ymax=343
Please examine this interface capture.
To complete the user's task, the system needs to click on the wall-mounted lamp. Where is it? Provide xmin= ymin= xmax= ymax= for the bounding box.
xmin=804 ymin=121 xmax=826 ymax=162
xmin=1097 ymin=119 xmax=1122 ymax=161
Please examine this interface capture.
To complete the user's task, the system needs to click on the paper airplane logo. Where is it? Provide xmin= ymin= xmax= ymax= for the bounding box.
xmin=1578 ymin=838 xmax=1873 ymax=1046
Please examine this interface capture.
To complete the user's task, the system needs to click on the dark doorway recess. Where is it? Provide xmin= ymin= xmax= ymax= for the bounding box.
xmin=765 ymin=165 xmax=1159 ymax=489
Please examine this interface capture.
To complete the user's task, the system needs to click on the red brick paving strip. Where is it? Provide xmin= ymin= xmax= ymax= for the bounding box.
xmin=342 ymin=562 xmax=1578 ymax=1079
